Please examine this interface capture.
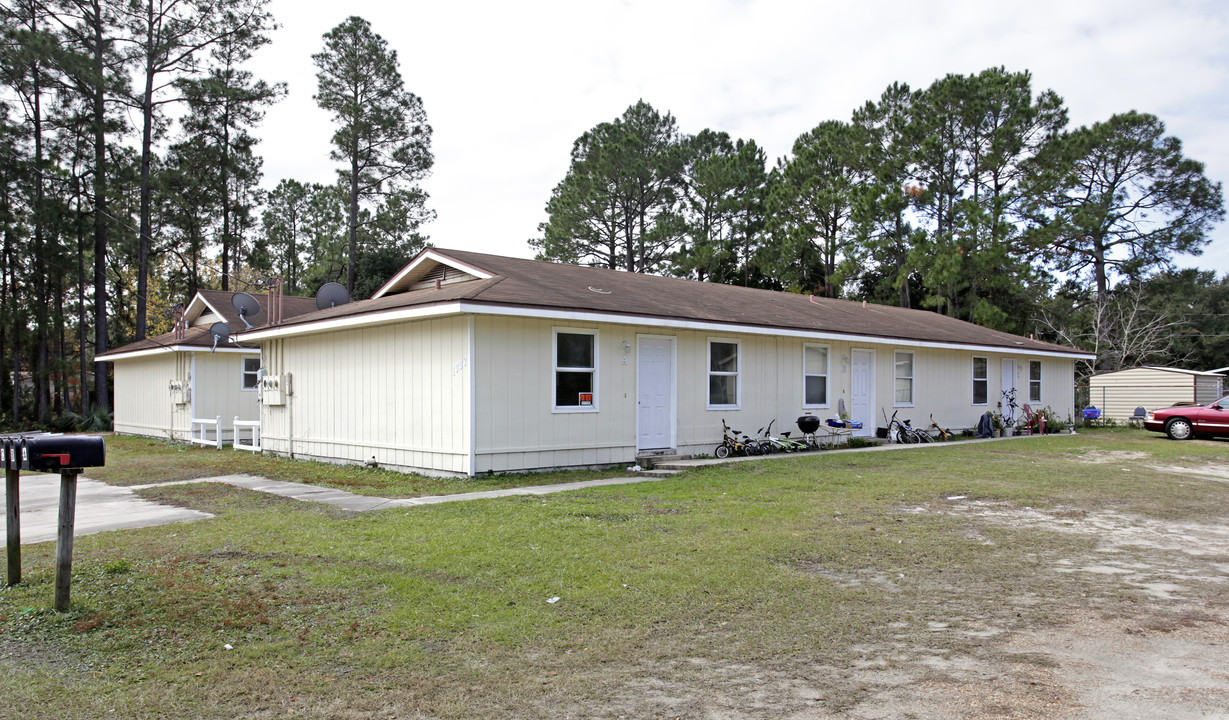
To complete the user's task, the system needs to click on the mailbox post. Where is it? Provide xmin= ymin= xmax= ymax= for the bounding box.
xmin=1 ymin=433 xmax=105 ymax=611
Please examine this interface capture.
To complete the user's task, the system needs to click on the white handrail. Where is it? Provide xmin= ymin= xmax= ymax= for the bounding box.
xmin=233 ymin=417 xmax=261 ymax=452
xmin=189 ymin=416 xmax=223 ymax=450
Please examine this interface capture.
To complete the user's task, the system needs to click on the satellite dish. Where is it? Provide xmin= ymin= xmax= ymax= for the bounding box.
xmin=209 ymin=322 xmax=231 ymax=354
xmin=231 ymin=292 xmax=261 ymax=330
xmin=315 ymin=282 xmax=350 ymax=310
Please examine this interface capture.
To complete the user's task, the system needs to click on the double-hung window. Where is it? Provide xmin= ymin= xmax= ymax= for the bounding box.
xmin=803 ymin=344 xmax=829 ymax=407
xmin=894 ymin=351 xmax=914 ymax=406
xmin=708 ymin=339 xmax=740 ymax=408
xmin=554 ymin=329 xmax=597 ymax=412
xmin=1029 ymin=360 xmax=1042 ymax=403
xmin=972 ymin=356 xmax=988 ymax=405
xmin=242 ymin=357 xmax=260 ymax=390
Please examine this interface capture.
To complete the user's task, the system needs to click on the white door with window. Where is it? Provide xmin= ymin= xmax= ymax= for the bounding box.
xmin=637 ymin=336 xmax=675 ymax=450
xmin=850 ymin=349 xmax=875 ymax=438
xmin=1001 ymin=358 xmax=1017 ymax=424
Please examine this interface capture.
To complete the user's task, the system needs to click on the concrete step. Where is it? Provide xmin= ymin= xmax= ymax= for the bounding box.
xmin=634 ymin=452 xmax=688 ymax=468
xmin=635 ymin=468 xmax=681 ymax=479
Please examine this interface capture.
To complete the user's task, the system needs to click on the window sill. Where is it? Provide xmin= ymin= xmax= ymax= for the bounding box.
xmin=552 ymin=406 xmax=599 ymax=414
xmin=707 ymin=405 xmax=740 ymax=412
xmin=893 ymin=402 xmax=915 ymax=408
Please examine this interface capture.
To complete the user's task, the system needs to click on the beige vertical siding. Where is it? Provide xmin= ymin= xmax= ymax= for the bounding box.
xmin=191 ymin=351 xmax=259 ymax=443
xmin=473 ymin=316 xmax=1080 ymax=470
xmin=113 ymin=353 xmax=179 ymax=438
xmin=260 ymin=316 xmax=470 ymax=475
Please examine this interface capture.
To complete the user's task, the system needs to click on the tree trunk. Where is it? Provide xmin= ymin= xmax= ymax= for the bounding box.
xmin=32 ymin=39 xmax=51 ymax=422
xmin=347 ymin=153 xmax=359 ymax=292
xmin=92 ymin=5 xmax=111 ymax=412
xmin=221 ymin=108 xmax=232 ymax=291
xmin=134 ymin=3 xmax=156 ymax=340
xmin=77 ymin=193 xmax=88 ymax=415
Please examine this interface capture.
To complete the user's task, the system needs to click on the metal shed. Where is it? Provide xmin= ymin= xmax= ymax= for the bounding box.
xmin=1087 ymin=367 xmax=1226 ymax=421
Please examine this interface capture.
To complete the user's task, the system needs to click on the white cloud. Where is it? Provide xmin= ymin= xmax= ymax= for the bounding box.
xmin=246 ymin=0 xmax=1229 ymax=272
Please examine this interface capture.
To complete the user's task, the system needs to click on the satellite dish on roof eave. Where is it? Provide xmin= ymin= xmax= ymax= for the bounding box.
xmin=209 ymin=322 xmax=231 ymax=354
xmin=232 ymin=292 xmax=261 ymax=330
xmin=315 ymin=282 xmax=351 ymax=310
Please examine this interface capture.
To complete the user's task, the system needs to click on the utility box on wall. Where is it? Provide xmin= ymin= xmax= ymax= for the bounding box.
xmin=168 ymin=380 xmax=190 ymax=405
xmin=261 ymin=373 xmax=291 ymax=406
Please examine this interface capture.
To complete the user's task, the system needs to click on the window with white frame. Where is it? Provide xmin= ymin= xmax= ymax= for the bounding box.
xmin=1029 ymin=360 xmax=1042 ymax=403
xmin=553 ymin=329 xmax=597 ymax=411
xmin=972 ymin=356 xmax=988 ymax=405
xmin=708 ymin=339 xmax=739 ymax=408
xmin=803 ymin=344 xmax=829 ymax=407
xmin=242 ymin=357 xmax=260 ymax=390
xmin=894 ymin=351 xmax=914 ymax=405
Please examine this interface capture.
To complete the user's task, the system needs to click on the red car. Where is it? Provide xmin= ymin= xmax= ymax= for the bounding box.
xmin=1144 ymin=396 xmax=1229 ymax=440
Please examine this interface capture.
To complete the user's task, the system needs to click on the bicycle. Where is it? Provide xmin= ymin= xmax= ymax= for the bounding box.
xmin=927 ymin=414 xmax=953 ymax=441
xmin=715 ymin=419 xmax=761 ymax=458
xmin=888 ymin=409 xmax=930 ymax=444
xmin=761 ymin=419 xmax=808 ymax=453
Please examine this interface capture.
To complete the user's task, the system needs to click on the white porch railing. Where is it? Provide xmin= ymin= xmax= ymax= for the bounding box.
xmin=233 ymin=417 xmax=261 ymax=452
xmin=189 ymin=416 xmax=223 ymax=450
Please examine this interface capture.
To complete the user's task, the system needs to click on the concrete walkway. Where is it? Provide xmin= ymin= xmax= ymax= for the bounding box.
xmin=2 ymin=474 xmax=213 ymax=547
xmin=4 ymin=433 xmax=1060 ymax=546
xmin=1 ymin=473 xmax=669 ymax=546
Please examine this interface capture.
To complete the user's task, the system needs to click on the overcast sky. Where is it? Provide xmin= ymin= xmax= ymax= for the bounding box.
xmin=245 ymin=0 xmax=1229 ymax=275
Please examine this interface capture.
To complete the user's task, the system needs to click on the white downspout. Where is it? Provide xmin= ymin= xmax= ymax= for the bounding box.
xmin=468 ymin=314 xmax=476 ymax=477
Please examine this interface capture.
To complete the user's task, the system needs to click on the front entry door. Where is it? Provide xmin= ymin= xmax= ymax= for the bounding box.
xmin=1001 ymin=358 xmax=1017 ymax=424
xmin=850 ymin=349 xmax=875 ymax=438
xmin=637 ymin=336 xmax=674 ymax=450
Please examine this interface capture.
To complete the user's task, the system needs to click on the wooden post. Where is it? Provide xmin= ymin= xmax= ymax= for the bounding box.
xmin=5 ymin=467 xmax=18 ymax=586
xmin=53 ymin=469 xmax=78 ymax=612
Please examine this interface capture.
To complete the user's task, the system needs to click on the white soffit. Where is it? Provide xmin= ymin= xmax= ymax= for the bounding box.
xmin=100 ymin=345 xmax=257 ymax=361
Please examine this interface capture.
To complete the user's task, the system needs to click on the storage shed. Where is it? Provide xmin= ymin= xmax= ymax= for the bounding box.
xmin=1087 ymin=367 xmax=1227 ymax=421
xmin=238 ymin=249 xmax=1093 ymax=476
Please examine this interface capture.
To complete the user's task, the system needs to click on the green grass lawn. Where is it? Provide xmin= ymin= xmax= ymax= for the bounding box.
xmin=91 ymin=434 xmax=633 ymax=496
xmin=2 ymin=430 xmax=1226 ymax=718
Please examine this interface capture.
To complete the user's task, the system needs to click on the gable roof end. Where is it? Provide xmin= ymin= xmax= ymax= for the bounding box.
xmin=371 ymin=248 xmax=496 ymax=299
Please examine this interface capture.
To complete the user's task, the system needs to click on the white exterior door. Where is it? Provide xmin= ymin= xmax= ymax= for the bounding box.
xmin=850 ymin=349 xmax=875 ymax=438
xmin=1001 ymin=358 xmax=1017 ymax=423
xmin=637 ymin=336 xmax=675 ymax=450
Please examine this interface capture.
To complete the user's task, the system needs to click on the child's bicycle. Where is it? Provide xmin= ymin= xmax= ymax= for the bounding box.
xmin=927 ymin=414 xmax=953 ymax=441
xmin=715 ymin=419 xmax=760 ymax=458
xmin=770 ymin=420 xmax=810 ymax=452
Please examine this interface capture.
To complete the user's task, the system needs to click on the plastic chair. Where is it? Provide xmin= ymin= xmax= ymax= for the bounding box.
xmin=1022 ymin=404 xmax=1046 ymax=435
xmin=1128 ymin=406 xmax=1147 ymax=428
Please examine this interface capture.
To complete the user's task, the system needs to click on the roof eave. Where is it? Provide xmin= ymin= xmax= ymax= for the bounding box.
xmin=237 ymin=298 xmax=1094 ymax=359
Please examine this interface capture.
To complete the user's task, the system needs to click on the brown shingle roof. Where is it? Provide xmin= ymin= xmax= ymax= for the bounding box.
xmin=98 ymin=291 xmax=318 ymax=358
xmin=245 ymin=249 xmax=1088 ymax=357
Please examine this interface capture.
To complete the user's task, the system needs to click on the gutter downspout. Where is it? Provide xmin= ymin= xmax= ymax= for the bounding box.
xmin=468 ymin=314 xmax=476 ymax=477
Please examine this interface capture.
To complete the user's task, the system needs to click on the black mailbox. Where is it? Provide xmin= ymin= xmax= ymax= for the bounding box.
xmin=22 ymin=435 xmax=106 ymax=471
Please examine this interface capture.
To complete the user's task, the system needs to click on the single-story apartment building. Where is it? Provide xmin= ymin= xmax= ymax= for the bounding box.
xmin=1087 ymin=366 xmax=1226 ymax=421
xmin=99 ymin=290 xmax=317 ymax=444
xmin=237 ymin=248 xmax=1093 ymax=476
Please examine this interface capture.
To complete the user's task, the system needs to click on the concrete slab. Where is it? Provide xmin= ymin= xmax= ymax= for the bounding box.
xmin=388 ymin=475 xmax=664 ymax=506
xmin=2 ymin=474 xmax=213 ymax=547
